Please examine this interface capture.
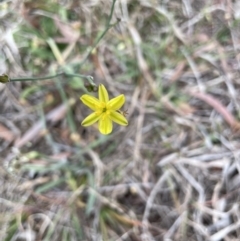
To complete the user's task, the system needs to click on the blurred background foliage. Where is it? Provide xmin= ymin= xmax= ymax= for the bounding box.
xmin=1 ymin=0 xmax=240 ymax=240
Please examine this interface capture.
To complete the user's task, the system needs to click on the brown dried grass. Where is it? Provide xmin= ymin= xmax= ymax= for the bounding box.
xmin=1 ymin=0 xmax=240 ymax=240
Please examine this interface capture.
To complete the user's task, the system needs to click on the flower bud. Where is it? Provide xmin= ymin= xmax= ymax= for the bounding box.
xmin=84 ymin=82 xmax=98 ymax=92
xmin=0 ymin=74 xmax=9 ymax=83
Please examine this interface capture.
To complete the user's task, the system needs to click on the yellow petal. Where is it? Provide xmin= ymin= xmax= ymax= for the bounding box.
xmin=80 ymin=95 xmax=101 ymax=111
xmin=107 ymin=94 xmax=125 ymax=110
xmin=81 ymin=112 xmax=102 ymax=126
xmin=99 ymin=84 xmax=109 ymax=103
xmin=98 ymin=116 xmax=112 ymax=135
xmin=109 ymin=111 xmax=128 ymax=126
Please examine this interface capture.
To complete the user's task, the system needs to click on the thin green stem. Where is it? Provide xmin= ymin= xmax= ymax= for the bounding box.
xmin=5 ymin=0 xmax=117 ymax=86
xmin=9 ymin=72 xmax=95 ymax=85
xmin=10 ymin=73 xmax=61 ymax=82
xmin=78 ymin=0 xmax=118 ymax=68
xmin=107 ymin=0 xmax=117 ymax=27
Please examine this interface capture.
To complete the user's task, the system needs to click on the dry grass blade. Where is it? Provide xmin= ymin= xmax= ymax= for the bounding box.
xmin=127 ymin=23 xmax=157 ymax=95
xmin=0 ymin=123 xmax=15 ymax=142
xmin=169 ymin=61 xmax=186 ymax=83
xmin=142 ymin=171 xmax=170 ymax=241
xmin=210 ymin=220 xmax=240 ymax=241
xmin=140 ymin=1 xmax=187 ymax=44
xmin=188 ymin=91 xmax=240 ymax=130
xmin=14 ymin=98 xmax=76 ymax=148
xmin=53 ymin=17 xmax=80 ymax=43
xmin=2 ymin=0 xmax=240 ymax=240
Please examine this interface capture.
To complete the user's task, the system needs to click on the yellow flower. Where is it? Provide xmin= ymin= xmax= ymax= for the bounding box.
xmin=80 ymin=84 xmax=128 ymax=135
